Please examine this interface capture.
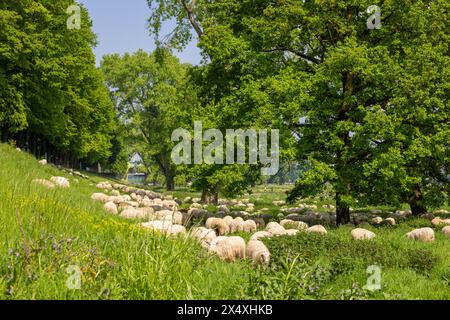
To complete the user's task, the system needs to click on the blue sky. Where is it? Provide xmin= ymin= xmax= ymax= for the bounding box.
xmin=77 ymin=0 xmax=202 ymax=65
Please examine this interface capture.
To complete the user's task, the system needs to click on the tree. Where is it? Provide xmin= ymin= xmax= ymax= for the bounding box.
xmin=101 ymin=49 xmax=197 ymax=190
xmin=0 ymin=0 xmax=117 ymax=167
xmin=147 ymin=0 xmax=449 ymax=222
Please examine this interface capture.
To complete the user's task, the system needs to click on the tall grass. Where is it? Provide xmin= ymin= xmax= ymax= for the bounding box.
xmin=1 ymin=143 xmax=449 ymax=300
xmin=0 ymin=144 xmax=250 ymax=299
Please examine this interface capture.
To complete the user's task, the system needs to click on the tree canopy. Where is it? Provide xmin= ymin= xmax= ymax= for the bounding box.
xmin=148 ymin=0 xmax=449 ymax=222
xmin=0 ymin=0 xmax=118 ymax=167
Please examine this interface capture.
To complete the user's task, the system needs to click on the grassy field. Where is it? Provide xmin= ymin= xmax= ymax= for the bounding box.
xmin=0 ymin=143 xmax=449 ymax=300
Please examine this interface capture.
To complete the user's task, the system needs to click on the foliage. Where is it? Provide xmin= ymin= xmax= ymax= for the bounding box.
xmin=101 ymin=49 xmax=197 ymax=189
xmin=0 ymin=0 xmax=118 ymax=165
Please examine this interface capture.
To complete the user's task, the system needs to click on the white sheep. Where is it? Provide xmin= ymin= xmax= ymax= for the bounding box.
xmin=141 ymin=221 xmax=185 ymax=236
xmin=351 ymin=228 xmax=376 ymax=240
xmin=191 ymin=227 xmax=217 ymax=248
xmin=250 ymin=231 xmax=272 ymax=241
xmin=246 ymin=240 xmax=270 ymax=265
xmin=280 ymin=219 xmax=308 ymax=230
xmin=223 ymin=216 xmax=234 ymax=230
xmin=209 ymin=236 xmax=246 ymax=262
xmin=121 ymin=208 xmax=153 ymax=220
xmin=285 ymin=229 xmax=299 ymax=236
xmin=91 ymin=193 xmax=109 ymax=203
xmin=50 ymin=176 xmax=70 ymax=188
xmin=432 ymin=218 xmax=450 ymax=227
xmin=243 ymin=220 xmax=257 ymax=233
xmin=103 ymin=202 xmax=118 ymax=215
xmin=442 ymin=226 xmax=450 ymax=238
xmin=32 ymin=179 xmax=55 ymax=189
xmin=229 ymin=218 xmax=245 ymax=233
xmin=307 ymin=225 xmax=327 ymax=235
xmin=205 ymin=217 xmax=228 ymax=236
xmin=406 ymin=227 xmax=435 ymax=242
xmin=266 ymin=222 xmax=286 ymax=236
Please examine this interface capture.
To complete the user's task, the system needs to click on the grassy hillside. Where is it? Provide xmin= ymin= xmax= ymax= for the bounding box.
xmin=0 ymin=143 xmax=449 ymax=300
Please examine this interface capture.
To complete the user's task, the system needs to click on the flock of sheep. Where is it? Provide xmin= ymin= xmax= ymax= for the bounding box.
xmin=31 ymin=157 xmax=450 ymax=265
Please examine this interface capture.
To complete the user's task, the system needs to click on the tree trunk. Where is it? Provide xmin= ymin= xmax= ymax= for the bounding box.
xmin=201 ymin=189 xmax=219 ymax=205
xmin=166 ymin=174 xmax=175 ymax=191
xmin=336 ymin=192 xmax=350 ymax=225
xmin=409 ymin=184 xmax=427 ymax=216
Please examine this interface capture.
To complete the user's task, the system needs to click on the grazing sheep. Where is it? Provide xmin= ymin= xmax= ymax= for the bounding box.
xmin=111 ymin=190 xmax=121 ymax=196
xmin=32 ymin=179 xmax=55 ymax=189
xmin=351 ymin=228 xmax=376 ymax=240
xmin=307 ymin=225 xmax=327 ymax=235
xmin=96 ymin=182 xmax=112 ymax=190
xmin=246 ymin=240 xmax=270 ymax=265
xmin=209 ymin=236 xmax=246 ymax=262
xmin=162 ymin=199 xmax=178 ymax=209
xmin=191 ymin=227 xmax=217 ymax=248
xmin=206 ymin=217 xmax=228 ymax=236
xmin=121 ymin=195 xmax=131 ymax=202
xmin=223 ymin=215 xmax=234 ymax=227
xmin=38 ymin=159 xmax=47 ymax=165
xmin=243 ymin=220 xmax=257 ymax=233
xmin=266 ymin=222 xmax=286 ymax=236
xmin=142 ymin=220 xmax=172 ymax=232
xmin=50 ymin=176 xmax=70 ymax=188
xmin=91 ymin=193 xmax=109 ymax=203
xmin=280 ymin=219 xmax=308 ymax=230
xmin=431 ymin=218 xmax=450 ymax=227
xmin=141 ymin=221 xmax=185 ymax=236
xmin=442 ymin=226 xmax=450 ymax=238
xmin=250 ymin=231 xmax=272 ymax=241
xmin=155 ymin=210 xmax=174 ymax=220
xmin=229 ymin=218 xmax=245 ymax=233
xmin=103 ymin=202 xmax=118 ymax=215
xmin=371 ymin=217 xmax=383 ymax=225
xmin=384 ymin=218 xmax=396 ymax=226
xmin=121 ymin=208 xmax=153 ymax=220
xmin=406 ymin=227 xmax=435 ymax=242
xmin=285 ymin=229 xmax=299 ymax=236
xmin=107 ymin=196 xmax=123 ymax=204
xmin=167 ymin=225 xmax=187 ymax=236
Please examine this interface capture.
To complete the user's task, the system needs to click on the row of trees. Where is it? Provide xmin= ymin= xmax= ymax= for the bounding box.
xmin=0 ymin=0 xmax=121 ymax=169
xmin=134 ymin=0 xmax=449 ymax=224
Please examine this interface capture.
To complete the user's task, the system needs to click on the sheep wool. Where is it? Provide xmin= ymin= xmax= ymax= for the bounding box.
xmin=229 ymin=218 xmax=244 ymax=233
xmin=250 ymin=231 xmax=271 ymax=241
xmin=103 ymin=202 xmax=118 ymax=215
xmin=206 ymin=217 xmax=228 ymax=236
xmin=351 ymin=228 xmax=376 ymax=240
xmin=50 ymin=176 xmax=70 ymax=188
xmin=209 ymin=236 xmax=246 ymax=262
xmin=223 ymin=216 xmax=234 ymax=227
xmin=285 ymin=229 xmax=299 ymax=236
xmin=307 ymin=225 xmax=327 ymax=235
xmin=243 ymin=220 xmax=257 ymax=233
xmin=266 ymin=222 xmax=286 ymax=236
xmin=191 ymin=227 xmax=217 ymax=245
xmin=280 ymin=219 xmax=308 ymax=230
xmin=406 ymin=228 xmax=435 ymax=242
xmin=32 ymin=179 xmax=55 ymax=189
xmin=442 ymin=226 xmax=450 ymax=238
xmin=246 ymin=240 xmax=270 ymax=265
xmin=432 ymin=218 xmax=450 ymax=227
xmin=91 ymin=193 xmax=109 ymax=203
